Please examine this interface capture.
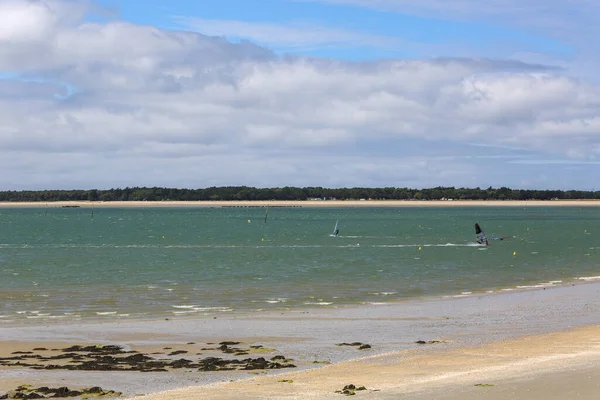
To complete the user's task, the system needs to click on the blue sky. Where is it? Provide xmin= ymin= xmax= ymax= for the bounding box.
xmin=92 ymin=0 xmax=573 ymax=60
xmin=0 ymin=0 xmax=599 ymax=190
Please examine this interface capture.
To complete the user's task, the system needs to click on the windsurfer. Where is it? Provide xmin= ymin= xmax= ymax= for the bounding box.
xmin=475 ymin=223 xmax=489 ymax=245
xmin=475 ymin=223 xmax=510 ymax=245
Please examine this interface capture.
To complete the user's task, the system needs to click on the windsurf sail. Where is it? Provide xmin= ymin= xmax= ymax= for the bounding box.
xmin=264 ymin=206 xmax=268 ymax=223
xmin=332 ymin=220 xmax=339 ymax=237
xmin=475 ymin=223 xmax=488 ymax=245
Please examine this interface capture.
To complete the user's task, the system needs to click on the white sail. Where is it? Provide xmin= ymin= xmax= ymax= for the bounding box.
xmin=330 ymin=220 xmax=339 ymax=236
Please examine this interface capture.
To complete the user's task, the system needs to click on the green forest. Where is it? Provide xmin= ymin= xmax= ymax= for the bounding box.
xmin=0 ymin=186 xmax=598 ymax=202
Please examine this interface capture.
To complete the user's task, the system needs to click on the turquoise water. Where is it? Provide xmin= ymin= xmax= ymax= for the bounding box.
xmin=1 ymin=206 xmax=598 ymax=324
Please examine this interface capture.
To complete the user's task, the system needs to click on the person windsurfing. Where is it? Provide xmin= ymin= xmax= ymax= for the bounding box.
xmin=475 ymin=223 xmax=489 ymax=246
xmin=331 ymin=220 xmax=340 ymax=237
xmin=475 ymin=223 xmax=510 ymax=245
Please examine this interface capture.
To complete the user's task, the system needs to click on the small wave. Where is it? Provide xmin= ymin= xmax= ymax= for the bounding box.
xmin=265 ymin=298 xmax=288 ymax=304
xmin=193 ymin=307 xmax=232 ymax=312
xmin=96 ymin=311 xmax=117 ymax=315
xmin=516 ymin=284 xmax=550 ymax=289
xmin=578 ymin=276 xmax=600 ymax=281
xmin=450 ymin=292 xmax=473 ymax=298
xmin=26 ymin=313 xmax=51 ymax=319
xmin=171 ymin=306 xmax=235 ymax=314
xmin=171 ymin=305 xmax=196 ymax=309
xmin=303 ymin=301 xmax=333 ymax=305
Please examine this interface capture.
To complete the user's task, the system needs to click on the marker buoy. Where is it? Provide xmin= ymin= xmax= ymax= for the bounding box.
xmin=513 ymin=251 xmax=517 ymax=256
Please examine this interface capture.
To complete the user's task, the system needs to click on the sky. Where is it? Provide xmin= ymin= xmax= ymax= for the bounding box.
xmin=1 ymin=0 xmax=599 ymax=190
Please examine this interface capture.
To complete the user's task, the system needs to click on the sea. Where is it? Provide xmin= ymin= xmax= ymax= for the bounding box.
xmin=1 ymin=205 xmax=598 ymax=325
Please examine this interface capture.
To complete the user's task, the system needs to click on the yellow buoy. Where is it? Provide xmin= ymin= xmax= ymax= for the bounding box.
xmin=418 ymin=246 xmax=422 ymax=251
xmin=162 ymin=235 xmax=165 ymax=239
xmin=584 ymin=229 xmax=587 ymax=233
xmin=261 ymin=238 xmax=264 ymax=242
xmin=248 ymin=219 xmax=251 ymax=224
xmin=513 ymin=251 xmax=517 ymax=256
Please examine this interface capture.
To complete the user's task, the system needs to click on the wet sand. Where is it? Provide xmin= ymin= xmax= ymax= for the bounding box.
xmin=140 ymin=325 xmax=600 ymax=400
xmin=1 ymin=282 xmax=600 ymax=399
xmin=1 ymin=199 xmax=599 ymax=208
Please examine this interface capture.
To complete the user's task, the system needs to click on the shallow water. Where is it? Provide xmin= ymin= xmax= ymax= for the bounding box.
xmin=0 ymin=206 xmax=598 ymax=323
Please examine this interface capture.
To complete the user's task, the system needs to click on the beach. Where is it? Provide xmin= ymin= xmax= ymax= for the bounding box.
xmin=1 ymin=199 xmax=600 ymax=208
xmin=1 ymin=203 xmax=599 ymax=399
xmin=141 ymin=324 xmax=600 ymax=400
xmin=2 ymin=282 xmax=600 ymax=399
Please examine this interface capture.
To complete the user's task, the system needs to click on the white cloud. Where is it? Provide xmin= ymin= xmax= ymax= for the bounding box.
xmin=1 ymin=0 xmax=600 ymax=190
xmin=289 ymin=0 xmax=600 ymax=39
xmin=173 ymin=17 xmax=401 ymax=51
xmin=290 ymin=1 xmax=600 ymax=70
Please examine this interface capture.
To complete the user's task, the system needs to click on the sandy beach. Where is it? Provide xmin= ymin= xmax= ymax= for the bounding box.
xmin=1 ymin=199 xmax=600 ymax=208
xmin=2 ymin=282 xmax=600 ymax=399
xmin=140 ymin=325 xmax=600 ymax=400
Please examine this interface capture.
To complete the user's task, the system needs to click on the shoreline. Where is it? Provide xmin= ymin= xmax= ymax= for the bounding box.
xmin=2 ymin=282 xmax=600 ymax=399
xmin=2 ymin=275 xmax=600 ymax=328
xmin=1 ymin=199 xmax=600 ymax=208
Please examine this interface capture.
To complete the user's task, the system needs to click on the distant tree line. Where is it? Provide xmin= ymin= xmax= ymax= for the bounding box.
xmin=0 ymin=186 xmax=599 ymax=202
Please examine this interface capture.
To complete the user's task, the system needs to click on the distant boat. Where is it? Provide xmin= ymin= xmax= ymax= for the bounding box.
xmin=329 ymin=220 xmax=339 ymax=237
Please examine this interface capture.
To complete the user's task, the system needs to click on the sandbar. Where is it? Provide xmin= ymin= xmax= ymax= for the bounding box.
xmin=1 ymin=199 xmax=600 ymax=208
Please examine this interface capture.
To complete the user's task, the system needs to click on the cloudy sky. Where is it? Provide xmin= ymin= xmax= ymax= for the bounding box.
xmin=1 ymin=0 xmax=599 ymax=190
